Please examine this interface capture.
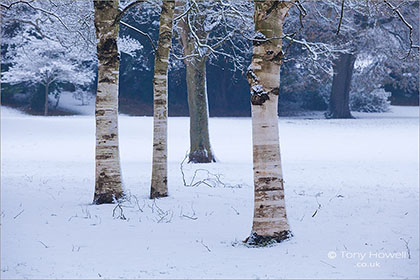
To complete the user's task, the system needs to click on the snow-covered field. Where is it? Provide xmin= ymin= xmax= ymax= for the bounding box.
xmin=1 ymin=105 xmax=419 ymax=279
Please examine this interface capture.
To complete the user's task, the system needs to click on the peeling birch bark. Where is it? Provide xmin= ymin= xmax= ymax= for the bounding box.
xmin=246 ymin=0 xmax=294 ymax=245
xmin=93 ymin=0 xmax=123 ymax=204
xmin=150 ymin=0 xmax=175 ymax=199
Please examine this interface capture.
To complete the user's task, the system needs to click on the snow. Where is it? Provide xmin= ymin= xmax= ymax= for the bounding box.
xmin=251 ymin=84 xmax=265 ymax=95
xmin=56 ymin=91 xmax=95 ymax=115
xmin=1 ymin=105 xmax=419 ymax=279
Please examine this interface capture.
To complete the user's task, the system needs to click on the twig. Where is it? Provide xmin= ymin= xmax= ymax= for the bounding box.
xmin=112 ymin=203 xmax=127 ymax=220
xmin=72 ymin=244 xmax=82 ymax=252
xmin=182 ymin=214 xmax=198 ymax=220
xmin=1 ymin=0 xmax=91 ymax=44
xmin=312 ymin=193 xmax=323 ymax=217
xmin=120 ymin=20 xmax=156 ymax=51
xmin=198 ymin=239 xmax=211 ymax=252
xmin=173 ymin=0 xmax=196 ymax=22
xmin=114 ymin=0 xmax=144 ymax=25
xmin=336 ymin=0 xmax=345 ymax=35
xmin=132 ymin=195 xmax=144 ymax=212
xmin=383 ymin=0 xmax=419 ymax=58
xmin=320 ymin=260 xmax=336 ymax=268
xmin=38 ymin=240 xmax=49 ymax=248
xmin=156 ymin=211 xmax=169 ymax=223
xmin=180 ymin=152 xmax=241 ymax=188
xmin=400 ymin=237 xmax=411 ymax=259
xmin=68 ymin=214 xmax=78 ymax=222
xmin=231 ymin=206 xmax=240 ymax=215
xmin=13 ymin=209 xmax=24 ymax=219
xmin=81 ymin=206 xmax=91 ymax=219
xmin=180 ymin=151 xmax=189 ymax=186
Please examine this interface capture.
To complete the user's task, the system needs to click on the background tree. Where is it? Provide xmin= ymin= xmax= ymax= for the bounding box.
xmin=327 ymin=53 xmax=356 ymax=118
xmin=279 ymin=0 xmax=419 ymax=117
xmin=2 ymin=37 xmax=94 ymax=116
xmin=1 ymin=0 xmax=96 ymax=114
xmin=174 ymin=0 xmax=252 ymax=163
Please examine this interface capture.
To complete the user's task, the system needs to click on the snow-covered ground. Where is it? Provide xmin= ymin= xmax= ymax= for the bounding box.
xmin=56 ymin=91 xmax=95 ymax=115
xmin=1 ymin=105 xmax=419 ymax=279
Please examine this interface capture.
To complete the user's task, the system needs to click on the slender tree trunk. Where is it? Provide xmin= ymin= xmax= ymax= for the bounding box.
xmin=44 ymin=82 xmax=49 ymax=116
xmin=245 ymin=0 xmax=293 ymax=245
xmin=185 ymin=57 xmax=214 ymax=163
xmin=177 ymin=1 xmax=215 ymax=163
xmin=93 ymin=0 xmax=123 ymax=204
xmin=326 ymin=53 xmax=356 ymax=119
xmin=150 ymin=0 xmax=175 ymax=199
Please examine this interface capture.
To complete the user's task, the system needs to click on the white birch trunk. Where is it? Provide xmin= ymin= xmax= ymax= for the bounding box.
xmin=150 ymin=0 xmax=175 ymax=198
xmin=246 ymin=0 xmax=294 ymax=245
xmin=93 ymin=0 xmax=123 ymax=204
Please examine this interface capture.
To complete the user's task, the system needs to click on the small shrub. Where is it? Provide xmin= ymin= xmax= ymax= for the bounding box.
xmin=350 ymin=88 xmax=391 ymax=112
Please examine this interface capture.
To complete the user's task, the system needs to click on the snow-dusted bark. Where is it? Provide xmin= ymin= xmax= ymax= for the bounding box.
xmin=246 ymin=0 xmax=294 ymax=245
xmin=177 ymin=0 xmax=215 ymax=164
xmin=93 ymin=0 xmax=123 ymax=204
xmin=150 ymin=0 xmax=175 ymax=199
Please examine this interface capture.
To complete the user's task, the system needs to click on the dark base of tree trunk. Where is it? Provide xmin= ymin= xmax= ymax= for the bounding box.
xmin=325 ymin=111 xmax=355 ymax=119
xmin=188 ymin=150 xmax=216 ymax=163
xmin=244 ymin=231 xmax=293 ymax=247
xmin=93 ymin=191 xmax=123 ymax=204
xmin=150 ymin=190 xmax=168 ymax=199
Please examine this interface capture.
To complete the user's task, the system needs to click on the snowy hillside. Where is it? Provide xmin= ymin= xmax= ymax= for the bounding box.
xmin=1 ymin=106 xmax=419 ymax=279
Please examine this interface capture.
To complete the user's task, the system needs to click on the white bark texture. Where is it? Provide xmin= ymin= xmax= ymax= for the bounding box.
xmin=246 ymin=0 xmax=293 ymax=244
xmin=150 ymin=0 xmax=175 ymax=199
xmin=93 ymin=0 xmax=123 ymax=204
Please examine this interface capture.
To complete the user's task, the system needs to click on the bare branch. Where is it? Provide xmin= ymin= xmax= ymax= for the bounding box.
xmin=336 ymin=0 xmax=345 ymax=35
xmin=383 ymin=0 xmax=419 ymax=58
xmin=114 ymin=0 xmax=144 ymax=26
xmin=120 ymin=20 xmax=156 ymax=51
xmin=2 ymin=18 xmax=54 ymax=40
xmin=1 ymin=0 xmax=92 ymax=45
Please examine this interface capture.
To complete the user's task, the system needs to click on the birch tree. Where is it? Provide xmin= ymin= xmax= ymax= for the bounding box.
xmin=93 ymin=0 xmax=144 ymax=204
xmin=245 ymin=0 xmax=294 ymax=245
xmin=150 ymin=0 xmax=175 ymax=199
xmin=93 ymin=0 xmax=124 ymax=204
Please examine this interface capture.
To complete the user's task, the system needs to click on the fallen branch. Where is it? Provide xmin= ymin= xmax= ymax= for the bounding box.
xmin=197 ymin=239 xmax=211 ymax=252
xmin=180 ymin=152 xmax=242 ymax=188
xmin=400 ymin=237 xmax=411 ymax=259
